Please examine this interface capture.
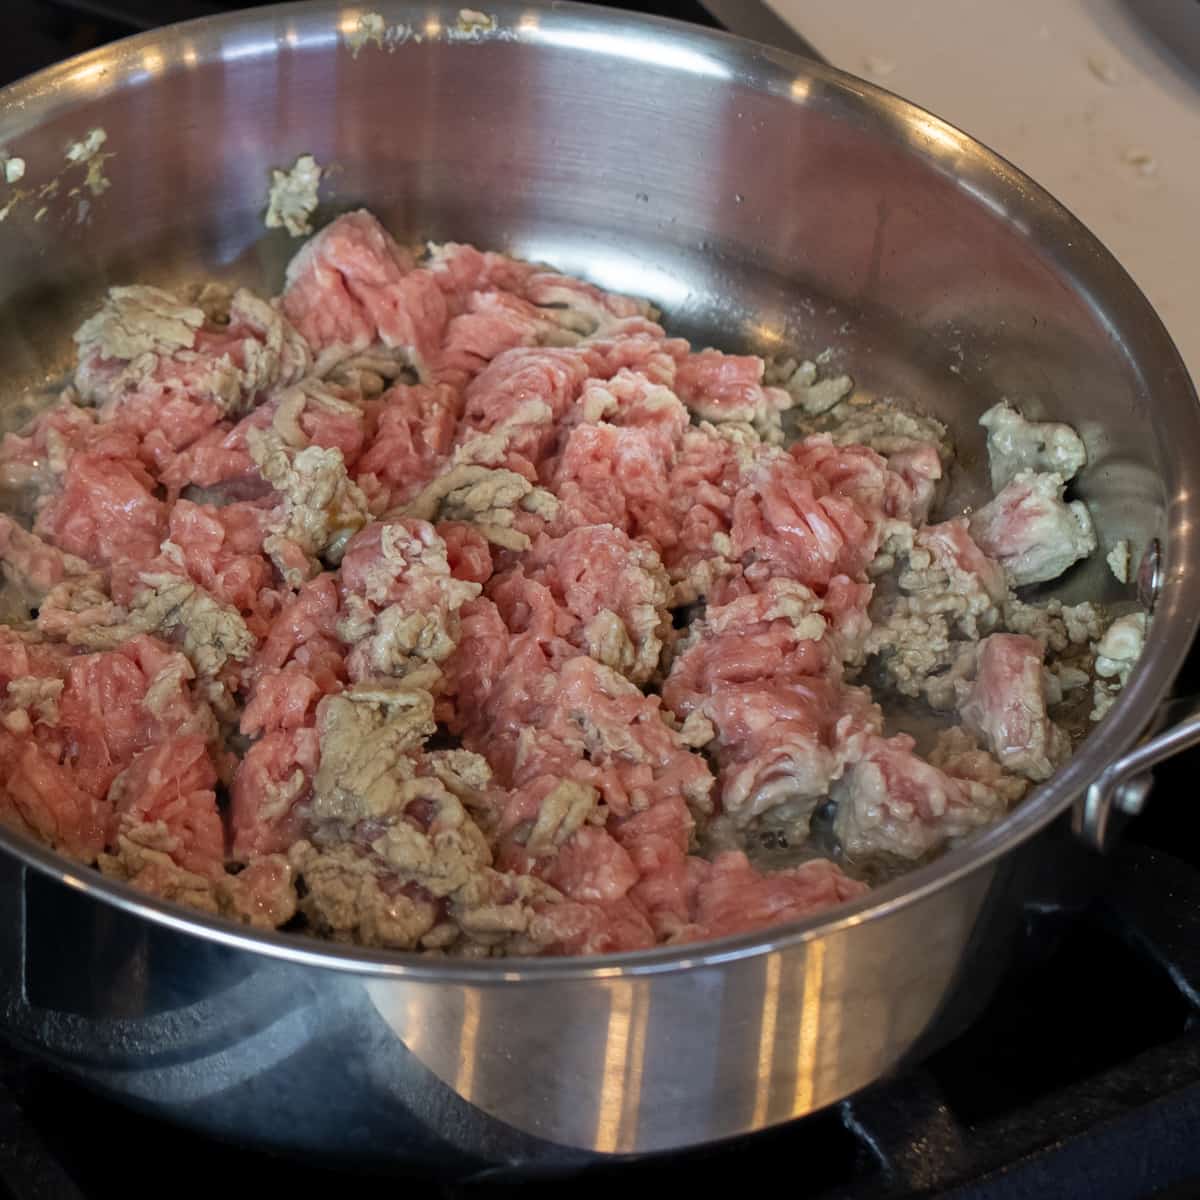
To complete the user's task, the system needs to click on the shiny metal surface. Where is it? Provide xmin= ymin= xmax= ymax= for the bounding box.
xmin=1139 ymin=537 xmax=1165 ymax=611
xmin=1 ymin=0 xmax=1198 ymax=1165
xmin=1075 ymin=694 xmax=1200 ymax=851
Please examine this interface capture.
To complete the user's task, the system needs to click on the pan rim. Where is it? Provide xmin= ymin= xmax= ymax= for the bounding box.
xmin=0 ymin=0 xmax=1196 ymax=983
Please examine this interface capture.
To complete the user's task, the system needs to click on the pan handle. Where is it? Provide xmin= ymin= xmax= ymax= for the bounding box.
xmin=1072 ymin=693 xmax=1200 ymax=850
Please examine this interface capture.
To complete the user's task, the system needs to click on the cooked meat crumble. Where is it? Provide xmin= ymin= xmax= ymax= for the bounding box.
xmin=0 ymin=210 xmax=1146 ymax=955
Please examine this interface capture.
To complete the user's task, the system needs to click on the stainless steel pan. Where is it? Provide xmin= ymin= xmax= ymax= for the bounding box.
xmin=1 ymin=0 xmax=1199 ymax=1171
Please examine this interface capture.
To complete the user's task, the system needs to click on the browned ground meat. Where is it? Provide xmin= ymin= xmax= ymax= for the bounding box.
xmin=0 ymin=210 xmax=1142 ymax=956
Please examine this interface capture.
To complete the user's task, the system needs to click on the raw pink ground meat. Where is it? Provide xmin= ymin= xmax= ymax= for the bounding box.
xmin=670 ymin=424 xmax=747 ymax=512
xmin=1 ymin=631 xmax=106 ymax=858
xmin=428 ymin=242 xmax=538 ymax=310
xmin=354 ymin=383 xmax=459 ymax=509
xmin=522 ymin=524 xmax=647 ymax=613
xmin=0 ymin=729 xmax=108 ymax=860
xmin=338 ymin=520 xmax=475 ymax=623
xmin=0 ymin=399 xmax=97 ymax=493
xmin=547 ymin=421 xmax=677 ymax=550
xmin=78 ymin=316 xmax=300 ymax=473
xmin=57 ymin=636 xmax=210 ymax=787
xmin=241 ymin=575 xmax=345 ymax=745
xmin=1 ymin=633 xmax=216 ymax=861
xmin=158 ymin=499 xmax=281 ymax=633
xmin=495 ymin=774 xmax=691 ymax=940
xmin=287 ymin=387 xmax=367 ymax=468
xmin=285 ymin=213 xmax=448 ymax=373
xmin=35 ymin=433 xmax=165 ymax=569
xmin=577 ymin=318 xmax=688 ymax=386
xmin=337 ymin=519 xmax=481 ymax=685
xmin=463 ymin=649 xmax=714 ymax=871
xmin=920 ymin=517 xmax=1008 ymax=606
xmin=731 ymin=452 xmax=882 ymax=593
xmin=490 ymin=771 xmax=575 ymax=844
xmin=0 ymin=515 xmax=87 ymax=604
xmin=663 ymin=583 xmax=834 ymax=716
xmin=658 ymin=427 xmax=748 ymax=591
xmin=281 ymin=211 xmax=419 ymax=360
xmin=685 ymin=571 xmax=874 ymax=659
xmin=241 ymin=664 xmax=327 ymax=736
xmin=94 ymin=373 xmax=223 ymax=453
xmin=522 ymin=270 xmax=646 ymax=327
xmin=437 ymin=521 xmax=494 ymax=585
xmin=887 ymin=443 xmax=942 ymax=524
xmin=158 ymin=418 xmax=258 ymax=494
xmin=675 ymin=349 xmax=789 ymax=423
xmin=3 ymin=216 xmax=1067 ymax=956
xmin=456 ymin=633 xmax=568 ymax=781
xmin=531 ymin=896 xmax=656 ymax=956
xmin=573 ymin=368 xmax=690 ymax=447
xmin=698 ymin=680 xmax=880 ymax=826
xmin=434 ymin=291 xmax=561 ymax=389
xmin=968 ymin=471 xmax=1094 ymax=586
xmin=338 ymin=520 xmax=442 ymax=607
xmin=59 ymin=647 xmax=159 ymax=775
xmin=540 ymin=825 xmax=641 ymax=903
xmin=537 ymin=657 xmax=713 ymax=820
xmin=492 ymin=525 xmax=668 ymax=682
xmin=698 ymin=678 xmax=849 ymax=750
xmin=458 ymin=347 xmax=591 ymax=478
xmin=612 ymin=794 xmax=693 ymax=937
xmin=250 ymin=575 xmax=344 ymax=683
xmin=679 ymin=851 xmax=869 ymax=943
xmin=958 ymin=633 xmax=1064 ymax=780
xmin=158 ymin=382 xmax=367 ymax=498
xmin=790 ymin=436 xmax=926 ymax=523
xmin=108 ymin=735 xmax=226 ymax=877
xmin=231 ymin=727 xmax=320 ymax=857
xmin=438 ymin=596 xmax=510 ymax=731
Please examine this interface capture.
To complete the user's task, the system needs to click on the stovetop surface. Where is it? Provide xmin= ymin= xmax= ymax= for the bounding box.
xmin=3 ymin=3 xmax=1200 ymax=1198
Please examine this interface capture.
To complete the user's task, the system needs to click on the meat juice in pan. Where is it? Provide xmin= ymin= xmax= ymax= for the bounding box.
xmin=0 ymin=210 xmax=1147 ymax=953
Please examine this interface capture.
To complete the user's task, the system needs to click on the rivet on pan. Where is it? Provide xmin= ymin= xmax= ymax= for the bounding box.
xmin=1115 ymin=775 xmax=1154 ymax=816
xmin=1136 ymin=538 xmax=1163 ymax=612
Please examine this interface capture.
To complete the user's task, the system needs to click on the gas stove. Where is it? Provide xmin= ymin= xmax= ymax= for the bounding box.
xmin=3 ymin=4 xmax=1200 ymax=1199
